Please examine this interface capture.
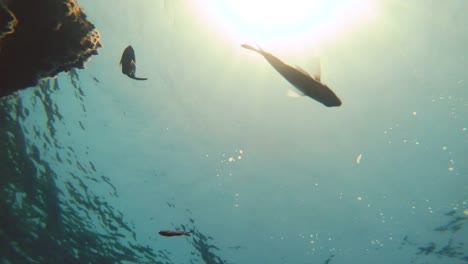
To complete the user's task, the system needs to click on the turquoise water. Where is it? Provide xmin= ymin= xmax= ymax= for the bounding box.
xmin=1 ymin=1 xmax=467 ymax=263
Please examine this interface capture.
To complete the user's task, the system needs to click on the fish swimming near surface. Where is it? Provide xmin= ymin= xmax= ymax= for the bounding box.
xmin=159 ymin=230 xmax=191 ymax=237
xmin=120 ymin=45 xmax=148 ymax=80
xmin=241 ymin=44 xmax=342 ymax=107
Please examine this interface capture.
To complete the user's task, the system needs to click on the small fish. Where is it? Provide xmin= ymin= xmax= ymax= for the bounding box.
xmin=324 ymin=254 xmax=335 ymax=264
xmin=120 ymin=45 xmax=148 ymax=80
xmin=159 ymin=230 xmax=191 ymax=237
xmin=241 ymin=44 xmax=342 ymax=107
xmin=444 ymin=210 xmax=456 ymax=216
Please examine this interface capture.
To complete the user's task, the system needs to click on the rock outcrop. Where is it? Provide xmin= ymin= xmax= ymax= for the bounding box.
xmin=0 ymin=0 xmax=101 ymax=98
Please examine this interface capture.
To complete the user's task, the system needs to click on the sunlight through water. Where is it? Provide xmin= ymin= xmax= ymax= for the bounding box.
xmin=191 ymin=0 xmax=378 ymax=49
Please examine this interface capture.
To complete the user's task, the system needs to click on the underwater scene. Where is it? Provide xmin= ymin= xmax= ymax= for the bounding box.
xmin=0 ymin=0 xmax=467 ymax=263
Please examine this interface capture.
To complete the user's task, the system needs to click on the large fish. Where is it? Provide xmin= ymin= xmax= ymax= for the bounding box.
xmin=241 ymin=44 xmax=341 ymax=107
xmin=159 ymin=230 xmax=191 ymax=237
xmin=120 ymin=45 xmax=148 ymax=81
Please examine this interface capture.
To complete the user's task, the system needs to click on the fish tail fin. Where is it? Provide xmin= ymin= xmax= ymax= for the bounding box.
xmin=255 ymin=42 xmax=265 ymax=53
xmin=129 ymin=75 xmax=148 ymax=81
xmin=241 ymin=43 xmax=268 ymax=56
xmin=184 ymin=231 xmax=192 ymax=236
xmin=241 ymin=44 xmax=268 ymax=56
xmin=241 ymin=44 xmax=258 ymax=52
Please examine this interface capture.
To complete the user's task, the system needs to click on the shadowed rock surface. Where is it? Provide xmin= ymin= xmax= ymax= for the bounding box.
xmin=0 ymin=0 xmax=101 ymax=98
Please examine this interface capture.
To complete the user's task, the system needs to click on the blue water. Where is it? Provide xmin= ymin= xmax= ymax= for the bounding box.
xmin=1 ymin=1 xmax=467 ymax=263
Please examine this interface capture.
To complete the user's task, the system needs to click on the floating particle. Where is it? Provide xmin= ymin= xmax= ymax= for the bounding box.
xmin=356 ymin=154 xmax=362 ymax=164
xmin=239 ymin=149 xmax=244 ymax=154
xmin=228 ymin=157 xmax=235 ymax=162
xmin=448 ymin=167 xmax=454 ymax=171
xmin=442 ymin=146 xmax=447 ymax=151
xmin=412 ymin=112 xmax=417 ymax=116
xmin=464 ymin=209 xmax=468 ymax=215
xmin=462 ymin=128 xmax=467 ymax=131
xmin=237 ymin=156 xmax=242 ymax=160
xmin=357 ymin=196 xmax=363 ymax=201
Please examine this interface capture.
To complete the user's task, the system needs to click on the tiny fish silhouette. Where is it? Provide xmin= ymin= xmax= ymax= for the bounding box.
xmin=159 ymin=230 xmax=191 ymax=237
xmin=241 ymin=44 xmax=341 ymax=107
xmin=120 ymin=45 xmax=148 ymax=80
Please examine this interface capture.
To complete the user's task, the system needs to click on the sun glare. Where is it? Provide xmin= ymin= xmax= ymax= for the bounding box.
xmin=192 ymin=0 xmax=377 ymax=49
xmin=224 ymin=1 xmax=323 ymax=29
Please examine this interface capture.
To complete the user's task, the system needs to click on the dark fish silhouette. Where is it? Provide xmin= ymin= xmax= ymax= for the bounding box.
xmin=159 ymin=230 xmax=191 ymax=237
xmin=120 ymin=45 xmax=148 ymax=80
xmin=241 ymin=44 xmax=342 ymax=107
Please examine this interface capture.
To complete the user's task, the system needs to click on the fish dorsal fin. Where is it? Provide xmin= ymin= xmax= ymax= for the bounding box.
xmin=299 ymin=64 xmax=321 ymax=81
xmin=313 ymin=58 xmax=321 ymax=81
xmin=295 ymin=65 xmax=311 ymax=77
xmin=313 ymin=72 xmax=321 ymax=82
xmin=300 ymin=57 xmax=322 ymax=81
